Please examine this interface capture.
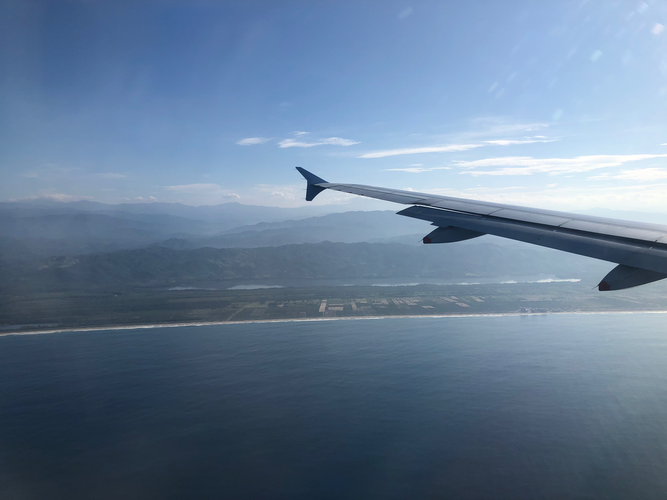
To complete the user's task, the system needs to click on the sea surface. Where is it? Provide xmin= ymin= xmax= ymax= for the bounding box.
xmin=2 ymin=314 xmax=667 ymax=499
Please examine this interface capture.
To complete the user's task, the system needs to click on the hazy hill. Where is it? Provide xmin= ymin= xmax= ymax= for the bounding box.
xmin=1 ymin=241 xmax=611 ymax=292
xmin=3 ymin=200 xmax=666 ymax=264
xmin=159 ymin=211 xmax=433 ymax=249
xmin=0 ymin=200 xmax=343 ymax=227
xmin=0 ymin=212 xmax=206 ymax=259
xmin=0 ymin=207 xmax=431 ymax=258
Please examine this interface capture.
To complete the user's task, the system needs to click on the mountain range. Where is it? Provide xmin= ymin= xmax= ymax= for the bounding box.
xmin=1 ymin=199 xmax=663 ymax=292
xmin=0 ymin=200 xmax=431 ymax=259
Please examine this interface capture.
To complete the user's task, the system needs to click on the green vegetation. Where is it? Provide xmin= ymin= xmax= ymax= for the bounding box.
xmin=1 ymin=240 xmax=610 ymax=292
xmin=3 ymin=281 xmax=667 ymax=334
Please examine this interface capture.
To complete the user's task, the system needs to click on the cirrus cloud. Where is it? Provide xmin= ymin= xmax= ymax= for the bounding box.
xmin=278 ymin=137 xmax=360 ymax=148
xmin=359 ymin=136 xmax=557 ymax=159
xmin=483 ymin=138 xmax=558 ymax=146
xmin=456 ymin=154 xmax=667 ymax=176
xmin=237 ymin=137 xmax=272 ymax=145
xmin=386 ymin=166 xmax=452 ymax=173
xmin=360 ymin=143 xmax=482 ymax=159
xmin=590 ymin=167 xmax=667 ymax=181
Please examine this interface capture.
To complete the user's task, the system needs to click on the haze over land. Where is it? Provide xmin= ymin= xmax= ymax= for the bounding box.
xmin=0 ymin=199 xmax=613 ymax=288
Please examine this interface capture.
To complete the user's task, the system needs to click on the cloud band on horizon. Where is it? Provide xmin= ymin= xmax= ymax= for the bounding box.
xmin=237 ymin=137 xmax=272 ymax=145
xmin=359 ymin=137 xmax=558 ymax=159
xmin=456 ymin=154 xmax=667 ymax=176
xmin=278 ymin=137 xmax=359 ymax=148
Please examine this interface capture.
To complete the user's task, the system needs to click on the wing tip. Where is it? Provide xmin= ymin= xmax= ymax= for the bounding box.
xmin=296 ymin=167 xmax=328 ymax=201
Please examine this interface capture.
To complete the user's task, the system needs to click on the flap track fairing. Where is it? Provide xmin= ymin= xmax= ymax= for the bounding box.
xmin=598 ymin=264 xmax=667 ymax=291
xmin=422 ymin=226 xmax=486 ymax=244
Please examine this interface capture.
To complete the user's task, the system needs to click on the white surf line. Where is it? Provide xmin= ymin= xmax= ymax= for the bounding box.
xmin=4 ymin=309 xmax=667 ymax=337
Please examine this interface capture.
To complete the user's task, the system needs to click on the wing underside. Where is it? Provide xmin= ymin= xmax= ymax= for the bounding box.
xmin=295 ymin=167 xmax=667 ymax=290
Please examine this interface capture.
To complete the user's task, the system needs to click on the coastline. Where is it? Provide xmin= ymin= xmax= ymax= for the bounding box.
xmin=4 ymin=309 xmax=667 ymax=337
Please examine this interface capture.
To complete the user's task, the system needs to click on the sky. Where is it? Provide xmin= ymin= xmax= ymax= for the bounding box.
xmin=2 ymin=0 xmax=667 ymax=211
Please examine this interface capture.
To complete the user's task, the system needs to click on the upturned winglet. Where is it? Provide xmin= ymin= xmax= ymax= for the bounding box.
xmin=296 ymin=167 xmax=328 ymax=201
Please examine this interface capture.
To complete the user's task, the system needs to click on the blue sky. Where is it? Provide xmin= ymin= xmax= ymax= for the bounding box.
xmin=2 ymin=0 xmax=667 ymax=211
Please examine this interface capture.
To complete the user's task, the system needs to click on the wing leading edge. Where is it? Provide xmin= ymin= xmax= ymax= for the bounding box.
xmin=296 ymin=167 xmax=667 ymax=291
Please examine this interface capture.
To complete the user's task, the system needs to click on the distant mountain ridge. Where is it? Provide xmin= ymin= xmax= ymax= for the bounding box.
xmin=0 ymin=199 xmax=343 ymax=225
xmin=0 ymin=199 xmax=352 ymax=258
xmin=159 ymin=211 xmax=433 ymax=249
xmin=2 ymin=200 xmax=666 ymax=276
xmin=0 ymin=204 xmax=432 ymax=258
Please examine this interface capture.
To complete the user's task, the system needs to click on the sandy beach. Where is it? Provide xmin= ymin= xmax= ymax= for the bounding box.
xmin=4 ymin=309 xmax=667 ymax=337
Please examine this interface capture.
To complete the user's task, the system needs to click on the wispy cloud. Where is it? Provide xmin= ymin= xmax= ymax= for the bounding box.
xmin=590 ymin=167 xmax=667 ymax=181
xmin=386 ymin=166 xmax=451 ymax=173
xmin=483 ymin=137 xmax=558 ymax=146
xmin=464 ymin=119 xmax=549 ymax=135
xmin=124 ymin=196 xmax=158 ymax=202
xmin=360 ymin=136 xmax=557 ymax=159
xmin=456 ymin=154 xmax=667 ymax=176
xmin=278 ymin=137 xmax=359 ymax=148
xmin=237 ymin=137 xmax=272 ymax=146
xmin=164 ymin=183 xmax=240 ymax=199
xmin=253 ymin=184 xmax=300 ymax=201
xmin=360 ymin=144 xmax=482 ymax=159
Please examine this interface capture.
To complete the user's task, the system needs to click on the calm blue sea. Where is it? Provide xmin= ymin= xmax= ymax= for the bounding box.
xmin=2 ymin=314 xmax=667 ymax=499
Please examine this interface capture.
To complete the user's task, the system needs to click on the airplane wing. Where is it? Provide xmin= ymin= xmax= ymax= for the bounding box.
xmin=296 ymin=167 xmax=667 ymax=291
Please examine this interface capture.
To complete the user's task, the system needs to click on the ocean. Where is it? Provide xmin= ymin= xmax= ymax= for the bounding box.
xmin=2 ymin=314 xmax=667 ymax=499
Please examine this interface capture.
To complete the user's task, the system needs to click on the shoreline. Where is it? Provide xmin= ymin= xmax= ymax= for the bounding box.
xmin=3 ymin=309 xmax=667 ymax=337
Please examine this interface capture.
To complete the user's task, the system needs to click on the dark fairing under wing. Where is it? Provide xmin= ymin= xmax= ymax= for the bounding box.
xmin=295 ymin=167 xmax=667 ymax=291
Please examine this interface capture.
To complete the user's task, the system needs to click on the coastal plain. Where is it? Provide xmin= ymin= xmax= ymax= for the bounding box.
xmin=4 ymin=280 xmax=667 ymax=334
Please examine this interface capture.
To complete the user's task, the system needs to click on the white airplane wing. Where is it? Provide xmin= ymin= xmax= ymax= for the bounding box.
xmin=296 ymin=167 xmax=667 ymax=291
